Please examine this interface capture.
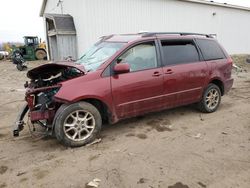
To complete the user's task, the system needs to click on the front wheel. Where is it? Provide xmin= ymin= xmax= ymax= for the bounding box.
xmin=54 ymin=102 xmax=102 ymax=147
xmin=198 ymin=84 xmax=221 ymax=113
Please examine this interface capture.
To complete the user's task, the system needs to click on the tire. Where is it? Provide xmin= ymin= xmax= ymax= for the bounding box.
xmin=54 ymin=102 xmax=102 ymax=147
xmin=35 ymin=49 xmax=47 ymax=60
xmin=16 ymin=63 xmax=24 ymax=71
xmin=198 ymin=83 xmax=221 ymax=113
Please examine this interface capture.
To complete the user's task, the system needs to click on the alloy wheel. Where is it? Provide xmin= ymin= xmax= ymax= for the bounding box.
xmin=205 ymin=89 xmax=220 ymax=110
xmin=63 ymin=110 xmax=95 ymax=141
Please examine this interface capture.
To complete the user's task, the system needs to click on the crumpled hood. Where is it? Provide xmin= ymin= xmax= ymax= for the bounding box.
xmin=27 ymin=61 xmax=86 ymax=79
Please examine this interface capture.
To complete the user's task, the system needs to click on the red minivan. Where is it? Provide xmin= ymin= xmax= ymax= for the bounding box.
xmin=14 ymin=32 xmax=234 ymax=147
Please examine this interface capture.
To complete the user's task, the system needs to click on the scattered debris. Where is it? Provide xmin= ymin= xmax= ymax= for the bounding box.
xmin=88 ymin=154 xmax=101 ymax=161
xmin=20 ymin=177 xmax=28 ymax=183
xmin=136 ymin=133 xmax=147 ymax=139
xmin=194 ymin=133 xmax=202 ymax=139
xmin=128 ymin=152 xmax=136 ymax=156
xmin=232 ymin=63 xmax=247 ymax=73
xmin=126 ymin=133 xmax=135 ymax=137
xmin=17 ymin=171 xmax=27 ymax=176
xmin=199 ymin=114 xmax=204 ymax=121
xmin=168 ymin=182 xmax=189 ymax=188
xmin=246 ymin=58 xmax=250 ymax=64
xmin=10 ymin=88 xmax=26 ymax=92
xmin=146 ymin=119 xmax=173 ymax=132
xmin=156 ymin=124 xmax=173 ymax=132
xmin=197 ymin=181 xmax=207 ymax=188
xmin=0 ymin=166 xmax=8 ymax=174
xmin=233 ymin=64 xmax=242 ymax=72
xmin=86 ymin=138 xmax=102 ymax=147
xmin=0 ymin=183 xmax=7 ymax=188
xmin=137 ymin=178 xmax=148 ymax=184
xmin=86 ymin=178 xmax=101 ymax=188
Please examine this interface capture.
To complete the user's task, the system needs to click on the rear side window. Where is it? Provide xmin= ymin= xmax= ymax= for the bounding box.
xmin=196 ymin=39 xmax=226 ymax=61
xmin=161 ymin=40 xmax=200 ymax=66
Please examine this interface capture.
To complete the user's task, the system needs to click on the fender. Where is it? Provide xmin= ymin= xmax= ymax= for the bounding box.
xmin=53 ymin=72 xmax=117 ymax=123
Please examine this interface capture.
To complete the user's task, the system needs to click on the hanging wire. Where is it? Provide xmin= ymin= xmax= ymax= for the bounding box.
xmin=27 ymin=117 xmax=48 ymax=140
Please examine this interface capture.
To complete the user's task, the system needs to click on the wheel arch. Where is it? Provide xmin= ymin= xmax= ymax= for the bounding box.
xmin=209 ymin=78 xmax=224 ymax=96
xmin=80 ymin=98 xmax=113 ymax=124
xmin=52 ymin=97 xmax=114 ymax=135
xmin=35 ymin=48 xmax=46 ymax=52
xmin=55 ymin=96 xmax=114 ymax=123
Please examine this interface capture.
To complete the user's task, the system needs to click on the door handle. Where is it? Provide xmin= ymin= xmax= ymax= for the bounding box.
xmin=152 ymin=71 xmax=162 ymax=77
xmin=165 ymin=69 xmax=173 ymax=74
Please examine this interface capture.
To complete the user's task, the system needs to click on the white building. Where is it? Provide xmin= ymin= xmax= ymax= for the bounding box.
xmin=40 ymin=0 xmax=250 ymax=60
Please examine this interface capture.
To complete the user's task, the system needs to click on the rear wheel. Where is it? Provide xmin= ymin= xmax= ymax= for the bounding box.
xmin=16 ymin=63 xmax=24 ymax=71
xmin=54 ymin=102 xmax=102 ymax=147
xmin=35 ymin=49 xmax=47 ymax=60
xmin=198 ymin=84 xmax=221 ymax=113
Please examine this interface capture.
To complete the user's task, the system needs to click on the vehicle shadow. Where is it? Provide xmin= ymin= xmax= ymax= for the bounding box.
xmin=101 ymin=104 xmax=198 ymax=136
xmin=16 ymin=101 xmax=234 ymax=150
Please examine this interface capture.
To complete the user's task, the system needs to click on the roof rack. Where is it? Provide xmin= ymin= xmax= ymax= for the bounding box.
xmin=141 ymin=32 xmax=214 ymax=38
xmin=100 ymin=34 xmax=114 ymax=41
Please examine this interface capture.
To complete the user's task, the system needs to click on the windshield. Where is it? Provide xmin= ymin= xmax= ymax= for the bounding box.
xmin=76 ymin=41 xmax=125 ymax=71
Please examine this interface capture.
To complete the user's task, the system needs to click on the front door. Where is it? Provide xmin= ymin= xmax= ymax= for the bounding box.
xmin=111 ymin=41 xmax=164 ymax=118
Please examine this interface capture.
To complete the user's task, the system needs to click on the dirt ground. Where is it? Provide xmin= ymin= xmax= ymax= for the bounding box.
xmin=0 ymin=57 xmax=250 ymax=188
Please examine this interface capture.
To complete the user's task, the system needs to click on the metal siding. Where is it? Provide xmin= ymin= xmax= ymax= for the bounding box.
xmin=48 ymin=35 xmax=58 ymax=61
xmin=57 ymin=35 xmax=77 ymax=60
xmin=44 ymin=0 xmax=250 ymax=55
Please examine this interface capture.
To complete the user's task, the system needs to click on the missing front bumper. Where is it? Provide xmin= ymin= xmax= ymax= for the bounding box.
xmin=13 ymin=104 xmax=29 ymax=137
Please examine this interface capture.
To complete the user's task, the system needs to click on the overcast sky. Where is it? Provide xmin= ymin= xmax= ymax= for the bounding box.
xmin=0 ymin=0 xmax=44 ymax=43
xmin=0 ymin=0 xmax=249 ymax=43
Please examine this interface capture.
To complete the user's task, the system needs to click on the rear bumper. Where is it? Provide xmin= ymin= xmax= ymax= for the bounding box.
xmin=224 ymin=78 xmax=234 ymax=94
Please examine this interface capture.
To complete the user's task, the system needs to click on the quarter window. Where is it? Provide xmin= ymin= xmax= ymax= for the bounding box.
xmin=161 ymin=40 xmax=200 ymax=65
xmin=118 ymin=43 xmax=157 ymax=72
xmin=196 ymin=39 xmax=226 ymax=61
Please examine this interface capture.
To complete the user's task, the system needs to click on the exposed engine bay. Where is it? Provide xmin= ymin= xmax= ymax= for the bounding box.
xmin=13 ymin=62 xmax=86 ymax=136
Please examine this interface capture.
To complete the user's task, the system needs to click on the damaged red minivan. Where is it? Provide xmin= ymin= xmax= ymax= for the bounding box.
xmin=13 ymin=32 xmax=234 ymax=147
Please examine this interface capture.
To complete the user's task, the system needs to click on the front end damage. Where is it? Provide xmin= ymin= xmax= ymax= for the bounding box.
xmin=13 ymin=62 xmax=86 ymax=137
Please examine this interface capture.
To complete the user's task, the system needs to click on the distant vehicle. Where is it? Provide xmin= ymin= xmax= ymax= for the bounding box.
xmin=12 ymin=36 xmax=47 ymax=61
xmin=0 ymin=51 xmax=9 ymax=60
xmin=14 ymin=32 xmax=234 ymax=147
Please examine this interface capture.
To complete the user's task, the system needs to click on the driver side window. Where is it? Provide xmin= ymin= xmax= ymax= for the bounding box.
xmin=118 ymin=42 xmax=157 ymax=72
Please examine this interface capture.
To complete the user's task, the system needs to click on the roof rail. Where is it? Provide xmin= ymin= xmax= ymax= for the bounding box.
xmin=100 ymin=34 xmax=114 ymax=41
xmin=141 ymin=32 xmax=214 ymax=38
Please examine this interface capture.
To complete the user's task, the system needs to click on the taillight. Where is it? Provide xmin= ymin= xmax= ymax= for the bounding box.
xmin=26 ymin=94 xmax=35 ymax=109
xmin=228 ymin=57 xmax=233 ymax=67
xmin=226 ymin=57 xmax=234 ymax=78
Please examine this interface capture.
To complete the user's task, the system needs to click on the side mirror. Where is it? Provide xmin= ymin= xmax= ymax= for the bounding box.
xmin=114 ymin=63 xmax=130 ymax=74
